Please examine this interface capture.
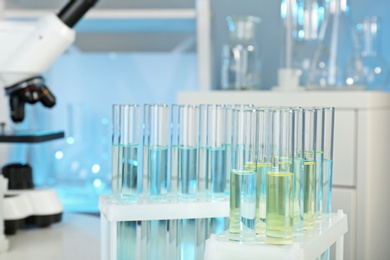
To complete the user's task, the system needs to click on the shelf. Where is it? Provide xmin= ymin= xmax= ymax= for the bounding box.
xmin=204 ymin=210 xmax=348 ymax=260
xmin=4 ymin=8 xmax=197 ymax=20
xmin=4 ymin=9 xmax=197 ymax=33
xmin=99 ymin=194 xmax=229 ymax=221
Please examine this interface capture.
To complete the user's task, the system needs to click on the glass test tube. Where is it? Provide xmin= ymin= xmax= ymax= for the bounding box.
xmin=303 ymin=108 xmax=317 ymax=230
xmin=207 ymin=105 xmax=227 ymax=199
xmin=198 ymin=105 xmax=208 ymax=196
xmin=142 ymin=104 xmax=169 ymax=260
xmin=266 ymin=108 xmax=294 ymax=245
xmin=293 ymin=108 xmax=304 ymax=234
xmin=224 ymin=104 xmax=234 ymax=194
xmin=255 ymin=108 xmax=271 ymax=235
xmin=112 ymin=104 xmax=140 ymax=197
xmin=112 ymin=104 xmax=139 ymax=260
xmin=176 ymin=105 xmax=199 ymax=259
xmin=314 ymin=107 xmax=324 ymax=219
xmin=177 ymin=105 xmax=199 ymax=200
xmin=229 ymin=107 xmax=257 ymax=242
xmin=143 ymin=104 xmax=169 ymax=199
xmin=322 ymin=107 xmax=335 ymax=216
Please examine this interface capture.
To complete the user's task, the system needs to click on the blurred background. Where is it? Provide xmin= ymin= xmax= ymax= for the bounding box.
xmin=0 ymin=0 xmax=389 ymax=212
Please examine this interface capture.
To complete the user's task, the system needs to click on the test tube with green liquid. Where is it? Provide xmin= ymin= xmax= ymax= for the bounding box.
xmin=293 ymin=107 xmax=304 ymax=234
xmin=255 ymin=108 xmax=271 ymax=235
xmin=303 ymin=108 xmax=317 ymax=230
xmin=229 ymin=107 xmax=257 ymax=242
xmin=266 ymin=108 xmax=294 ymax=245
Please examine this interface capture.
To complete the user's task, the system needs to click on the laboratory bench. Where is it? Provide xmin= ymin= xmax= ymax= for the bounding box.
xmin=0 ymin=213 xmax=100 ymax=260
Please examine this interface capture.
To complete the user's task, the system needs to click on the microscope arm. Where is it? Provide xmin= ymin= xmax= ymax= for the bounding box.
xmin=0 ymin=0 xmax=98 ymax=123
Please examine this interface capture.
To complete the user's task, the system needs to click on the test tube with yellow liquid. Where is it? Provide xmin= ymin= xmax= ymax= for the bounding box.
xmin=302 ymin=109 xmax=317 ymax=230
xmin=229 ymin=107 xmax=257 ymax=242
xmin=266 ymin=108 xmax=294 ymax=245
xmin=254 ymin=108 xmax=271 ymax=235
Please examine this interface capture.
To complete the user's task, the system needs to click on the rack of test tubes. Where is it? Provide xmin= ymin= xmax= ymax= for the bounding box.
xmin=99 ymin=104 xmax=346 ymax=260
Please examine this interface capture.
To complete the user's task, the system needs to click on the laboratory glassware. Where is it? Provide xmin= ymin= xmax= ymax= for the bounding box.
xmin=255 ymin=108 xmax=271 ymax=235
xmin=141 ymin=104 xmax=169 ymax=260
xmin=112 ymin=104 xmax=140 ymax=260
xmin=221 ymin=15 xmax=262 ymax=90
xmin=206 ymin=105 xmax=227 ymax=199
xmin=229 ymin=107 xmax=257 ymax=242
xmin=346 ymin=16 xmax=389 ymax=90
xmin=112 ymin=104 xmax=140 ymax=198
xmin=303 ymin=108 xmax=317 ymax=230
xmin=267 ymin=108 xmax=294 ymax=245
xmin=171 ymin=105 xmax=199 ymax=200
xmin=278 ymin=0 xmax=327 ymax=87
xmin=322 ymin=107 xmax=335 ymax=216
xmin=307 ymin=0 xmax=364 ymax=90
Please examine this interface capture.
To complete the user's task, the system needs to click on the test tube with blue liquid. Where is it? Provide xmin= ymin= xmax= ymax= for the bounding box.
xmin=322 ymin=108 xmax=335 ymax=217
xmin=112 ymin=104 xmax=140 ymax=259
xmin=206 ymin=105 xmax=227 ymax=199
xmin=228 ymin=107 xmax=257 ymax=242
xmin=141 ymin=104 xmax=169 ymax=260
xmin=175 ymin=105 xmax=199 ymax=259
xmin=255 ymin=108 xmax=271 ymax=235
xmin=266 ymin=108 xmax=294 ymax=245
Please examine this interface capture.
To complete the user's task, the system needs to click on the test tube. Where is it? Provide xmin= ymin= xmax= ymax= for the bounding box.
xmin=111 ymin=104 xmax=139 ymax=260
xmin=293 ymin=108 xmax=304 ymax=234
xmin=303 ymin=108 xmax=317 ymax=230
xmin=207 ymin=105 xmax=227 ymax=199
xmin=255 ymin=108 xmax=271 ymax=235
xmin=141 ymin=104 xmax=169 ymax=260
xmin=177 ymin=105 xmax=199 ymax=200
xmin=313 ymin=109 xmax=323 ymax=222
xmin=142 ymin=104 xmax=169 ymax=199
xmin=229 ymin=107 xmax=257 ymax=242
xmin=176 ymin=105 xmax=199 ymax=259
xmin=322 ymin=107 xmax=335 ymax=216
xmin=198 ymin=105 xmax=208 ymax=196
xmin=266 ymin=108 xmax=294 ymax=245
xmin=224 ymin=104 xmax=234 ymax=194
xmin=111 ymin=104 xmax=140 ymax=197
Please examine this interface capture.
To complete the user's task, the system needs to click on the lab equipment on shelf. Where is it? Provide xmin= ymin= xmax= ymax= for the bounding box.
xmin=221 ymin=15 xmax=262 ymax=90
xmin=345 ymin=16 xmax=389 ymax=90
xmin=307 ymin=0 xmax=363 ymax=90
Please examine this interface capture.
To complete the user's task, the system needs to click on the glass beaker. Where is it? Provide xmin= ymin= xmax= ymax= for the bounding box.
xmin=221 ymin=15 xmax=262 ymax=90
xmin=280 ymin=0 xmax=327 ymax=87
xmin=307 ymin=0 xmax=364 ymax=90
xmin=346 ymin=16 xmax=389 ymax=90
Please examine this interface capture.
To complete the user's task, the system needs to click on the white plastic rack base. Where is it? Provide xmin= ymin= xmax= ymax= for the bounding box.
xmin=204 ymin=210 xmax=348 ymax=260
xmin=99 ymin=194 xmax=230 ymax=260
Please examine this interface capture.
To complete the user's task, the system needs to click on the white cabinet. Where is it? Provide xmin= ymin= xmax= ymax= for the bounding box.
xmin=177 ymin=90 xmax=390 ymax=260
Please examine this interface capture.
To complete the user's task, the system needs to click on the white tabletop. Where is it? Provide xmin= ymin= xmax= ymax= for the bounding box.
xmin=0 ymin=213 xmax=100 ymax=260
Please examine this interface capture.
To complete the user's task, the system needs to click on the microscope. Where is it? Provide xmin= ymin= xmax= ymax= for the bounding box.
xmin=0 ymin=0 xmax=98 ymax=239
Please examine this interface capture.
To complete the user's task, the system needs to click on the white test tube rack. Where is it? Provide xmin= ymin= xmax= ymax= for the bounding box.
xmin=0 ymin=175 xmax=9 ymax=253
xmin=99 ymin=194 xmax=347 ymax=260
